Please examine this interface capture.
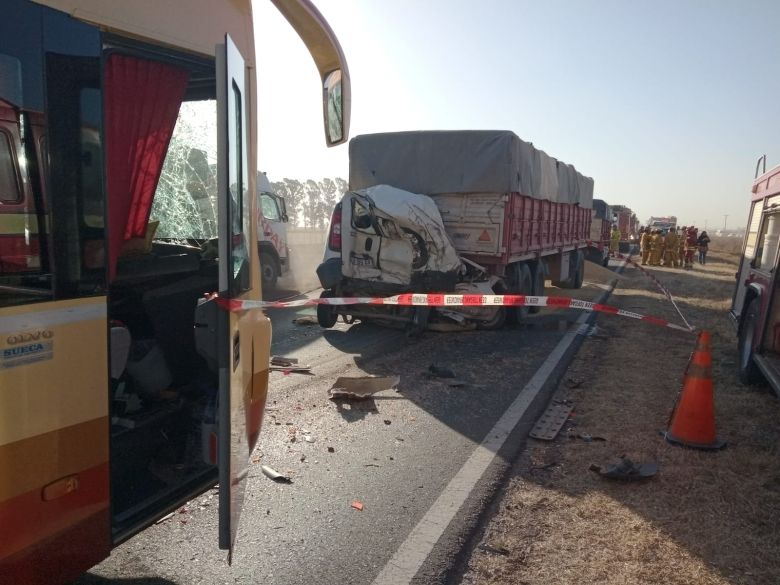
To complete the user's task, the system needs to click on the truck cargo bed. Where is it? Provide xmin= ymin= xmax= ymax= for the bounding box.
xmin=431 ymin=192 xmax=590 ymax=268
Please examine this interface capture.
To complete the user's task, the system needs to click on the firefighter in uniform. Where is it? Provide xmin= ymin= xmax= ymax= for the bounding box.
xmin=609 ymin=225 xmax=621 ymax=257
xmin=663 ymin=227 xmax=679 ymax=267
xmin=684 ymin=226 xmax=698 ymax=269
xmin=678 ymin=226 xmax=687 ymax=265
xmin=640 ymin=228 xmax=652 ymax=265
xmin=649 ymin=229 xmax=663 ymax=266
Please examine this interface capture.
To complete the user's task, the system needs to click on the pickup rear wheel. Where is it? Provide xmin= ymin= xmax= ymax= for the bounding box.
xmin=317 ymin=290 xmax=339 ymax=329
xmin=738 ymin=298 xmax=764 ymax=385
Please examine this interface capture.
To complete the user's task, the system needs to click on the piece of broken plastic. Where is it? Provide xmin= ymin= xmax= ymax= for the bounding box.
xmin=328 ymin=376 xmax=400 ymax=399
xmin=261 ymin=465 xmax=293 ymax=484
xmin=351 ymin=501 xmax=364 ymax=511
xmin=592 ymin=457 xmax=658 ymax=480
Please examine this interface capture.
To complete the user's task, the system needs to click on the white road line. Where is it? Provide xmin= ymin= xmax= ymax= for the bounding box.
xmin=371 ymin=311 xmax=593 ymax=585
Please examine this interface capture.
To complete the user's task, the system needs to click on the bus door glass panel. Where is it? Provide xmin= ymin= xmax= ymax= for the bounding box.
xmin=216 ymin=33 xmax=256 ymax=557
xmin=732 ymin=201 xmax=762 ymax=317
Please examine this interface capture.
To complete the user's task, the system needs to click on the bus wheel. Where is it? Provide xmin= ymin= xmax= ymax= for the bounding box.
xmin=260 ymin=252 xmax=278 ymax=291
xmin=738 ymin=299 xmax=764 ymax=385
xmin=317 ymin=291 xmax=338 ymax=328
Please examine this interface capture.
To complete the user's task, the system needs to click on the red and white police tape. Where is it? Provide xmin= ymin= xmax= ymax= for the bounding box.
xmin=613 ymin=251 xmax=694 ymax=331
xmin=216 ymin=293 xmax=694 ymax=334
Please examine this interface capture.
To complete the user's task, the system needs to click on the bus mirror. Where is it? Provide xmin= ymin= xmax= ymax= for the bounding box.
xmin=323 ymin=69 xmax=346 ymax=146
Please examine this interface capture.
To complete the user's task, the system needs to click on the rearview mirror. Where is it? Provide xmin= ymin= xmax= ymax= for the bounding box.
xmin=323 ymin=69 xmax=347 ymax=146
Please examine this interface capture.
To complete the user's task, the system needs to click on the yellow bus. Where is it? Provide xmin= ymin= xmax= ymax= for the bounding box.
xmin=0 ymin=1 xmax=349 ymax=583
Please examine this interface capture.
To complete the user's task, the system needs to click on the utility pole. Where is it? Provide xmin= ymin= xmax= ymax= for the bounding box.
xmin=723 ymin=214 xmax=729 ymax=232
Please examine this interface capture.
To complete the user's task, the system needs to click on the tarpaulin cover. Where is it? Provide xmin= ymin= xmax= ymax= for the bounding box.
xmin=349 ymin=130 xmax=593 ymax=208
xmin=592 ymin=199 xmax=611 ymax=221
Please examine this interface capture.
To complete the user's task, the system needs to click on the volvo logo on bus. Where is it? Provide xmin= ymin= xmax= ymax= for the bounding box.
xmin=6 ymin=330 xmax=54 ymax=345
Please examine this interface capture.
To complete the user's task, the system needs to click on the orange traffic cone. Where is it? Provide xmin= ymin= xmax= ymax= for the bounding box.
xmin=664 ymin=330 xmax=726 ymax=450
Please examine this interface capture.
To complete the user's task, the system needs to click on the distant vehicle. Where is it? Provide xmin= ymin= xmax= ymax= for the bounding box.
xmin=317 ymin=130 xmax=594 ymax=331
xmin=611 ymin=205 xmax=639 ymax=251
xmin=257 ymin=172 xmax=290 ymax=290
xmin=647 ymin=216 xmax=678 ymax=231
xmin=732 ymin=155 xmax=780 ymax=395
xmin=588 ymin=199 xmax=612 ymax=266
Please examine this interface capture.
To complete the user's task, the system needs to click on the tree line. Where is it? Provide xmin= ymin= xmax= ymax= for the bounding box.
xmin=270 ymin=178 xmax=348 ymax=229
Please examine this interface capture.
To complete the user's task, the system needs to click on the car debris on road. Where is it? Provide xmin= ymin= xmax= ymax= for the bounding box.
xmin=328 ymin=375 xmax=400 ymax=400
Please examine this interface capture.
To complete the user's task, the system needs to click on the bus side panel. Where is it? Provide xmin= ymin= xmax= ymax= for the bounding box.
xmin=0 ymin=298 xmax=110 ymax=585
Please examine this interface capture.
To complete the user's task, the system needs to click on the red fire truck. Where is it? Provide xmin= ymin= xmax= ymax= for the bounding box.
xmin=732 ymin=156 xmax=780 ymax=394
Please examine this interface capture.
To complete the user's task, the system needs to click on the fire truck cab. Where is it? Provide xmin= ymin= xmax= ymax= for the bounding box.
xmin=732 ymin=157 xmax=780 ymax=395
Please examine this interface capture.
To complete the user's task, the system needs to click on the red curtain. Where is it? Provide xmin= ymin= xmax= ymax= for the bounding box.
xmin=104 ymin=54 xmax=189 ymax=280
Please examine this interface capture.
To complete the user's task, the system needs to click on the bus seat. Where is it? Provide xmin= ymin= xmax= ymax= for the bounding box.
xmin=110 ymin=324 xmax=132 ymax=379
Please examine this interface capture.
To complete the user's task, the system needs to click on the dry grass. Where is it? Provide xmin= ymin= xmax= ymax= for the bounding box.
xmin=458 ymin=253 xmax=780 ymax=585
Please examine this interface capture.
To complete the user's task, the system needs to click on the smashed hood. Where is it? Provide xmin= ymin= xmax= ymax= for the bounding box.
xmin=342 ymin=185 xmax=463 ymax=287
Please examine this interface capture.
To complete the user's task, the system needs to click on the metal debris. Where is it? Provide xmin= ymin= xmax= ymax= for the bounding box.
xmin=261 ymin=465 xmax=293 ymax=484
xmin=530 ymin=403 xmax=574 ymax=441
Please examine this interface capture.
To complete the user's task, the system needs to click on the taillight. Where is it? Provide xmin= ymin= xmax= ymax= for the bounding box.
xmin=328 ymin=203 xmax=342 ymax=251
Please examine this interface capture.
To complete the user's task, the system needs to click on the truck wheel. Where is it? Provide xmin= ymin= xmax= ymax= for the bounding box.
xmin=260 ymin=251 xmax=278 ymax=291
xmin=738 ymin=298 xmax=764 ymax=385
xmin=529 ymin=261 xmax=545 ymax=314
xmin=573 ymin=251 xmax=585 ymax=289
xmin=317 ymin=290 xmax=338 ymax=329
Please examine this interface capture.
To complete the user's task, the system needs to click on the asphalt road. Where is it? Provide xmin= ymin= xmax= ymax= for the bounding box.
xmin=72 ymin=278 xmax=610 ymax=585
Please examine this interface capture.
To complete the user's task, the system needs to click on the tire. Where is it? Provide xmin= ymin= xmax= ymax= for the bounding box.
xmin=505 ymin=262 xmax=533 ymax=325
xmin=260 ymin=251 xmax=278 ymax=291
xmin=529 ymin=261 xmax=545 ymax=314
xmin=573 ymin=251 xmax=584 ymax=289
xmin=738 ymin=298 xmax=764 ymax=385
xmin=317 ymin=290 xmax=338 ymax=329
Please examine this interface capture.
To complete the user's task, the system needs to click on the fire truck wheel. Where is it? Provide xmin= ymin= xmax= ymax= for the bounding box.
xmin=317 ymin=291 xmax=339 ymax=329
xmin=738 ymin=299 xmax=764 ymax=385
xmin=260 ymin=251 xmax=278 ymax=291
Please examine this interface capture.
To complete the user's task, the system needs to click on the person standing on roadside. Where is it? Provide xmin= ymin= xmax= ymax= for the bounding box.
xmin=610 ymin=224 xmax=621 ymax=257
xmin=650 ymin=229 xmax=663 ymax=266
xmin=664 ymin=228 xmax=679 ymax=267
xmin=640 ymin=227 xmax=652 ymax=265
xmin=697 ymin=230 xmax=711 ymax=265
xmin=684 ymin=226 xmax=698 ymax=269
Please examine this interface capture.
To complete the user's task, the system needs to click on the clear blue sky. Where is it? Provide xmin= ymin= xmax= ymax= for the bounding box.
xmin=254 ymin=0 xmax=780 ymax=230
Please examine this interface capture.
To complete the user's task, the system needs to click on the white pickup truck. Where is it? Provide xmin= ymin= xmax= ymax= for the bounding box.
xmin=257 ymin=172 xmax=290 ymax=290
